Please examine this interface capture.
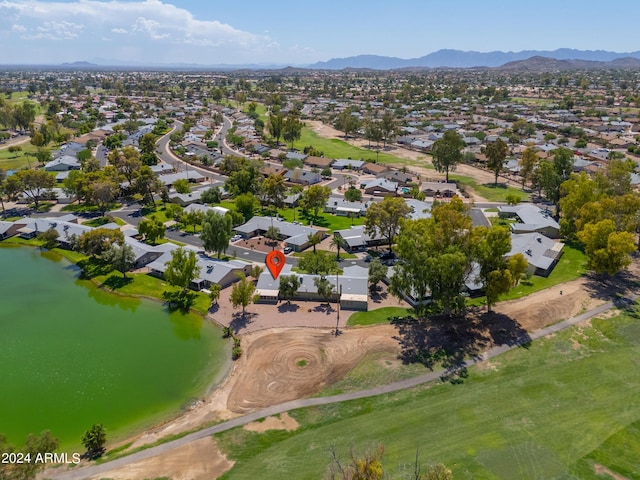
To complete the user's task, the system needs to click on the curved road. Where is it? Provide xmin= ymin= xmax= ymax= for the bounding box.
xmin=48 ymin=295 xmax=634 ymax=480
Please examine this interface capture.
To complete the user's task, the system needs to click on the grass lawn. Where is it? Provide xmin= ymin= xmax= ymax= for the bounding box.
xmin=0 ymin=142 xmax=40 ymax=171
xmin=82 ymin=216 xmax=126 ymax=227
xmin=468 ymin=245 xmax=587 ymax=307
xmin=450 ymin=174 xmax=531 ymax=202
xmin=292 ymin=250 xmax=357 ymax=260
xmin=215 ymin=308 xmax=640 ymax=479
xmin=277 ymin=207 xmax=366 ymax=232
xmin=348 ymin=306 xmax=411 ymax=326
xmin=291 ymin=127 xmax=421 ymax=166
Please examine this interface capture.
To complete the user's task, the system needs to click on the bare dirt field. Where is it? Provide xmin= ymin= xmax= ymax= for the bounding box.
xmin=88 ymin=437 xmax=233 ymax=480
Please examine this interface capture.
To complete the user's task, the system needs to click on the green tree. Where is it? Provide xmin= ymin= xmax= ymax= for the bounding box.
xmin=81 ymin=424 xmax=106 ymax=459
xmin=344 ymin=186 xmax=362 ymax=202
xmin=431 ymin=130 xmax=465 ymax=183
xmin=201 ymin=210 xmax=233 ymax=258
xmin=263 ymin=174 xmax=286 ymax=209
xmin=138 ymin=217 xmax=165 ymax=243
xmin=380 ymin=111 xmax=396 ymax=148
xmin=507 ymin=253 xmax=529 ymax=286
xmin=173 ymin=178 xmax=190 ymax=194
xmin=265 ymin=225 xmax=280 ymax=249
xmin=282 ymin=114 xmax=303 ymax=149
xmin=101 ymin=242 xmax=136 ymax=278
xmin=307 ymin=231 xmax=322 ymax=253
xmin=268 ymin=112 xmax=284 ymax=145
xmin=301 ymin=184 xmax=332 ymax=222
xmin=181 ymin=209 xmax=204 ymax=233
xmin=485 ymin=269 xmax=514 ymax=312
xmin=164 ymin=248 xmax=200 ymax=293
xmin=38 ymin=227 xmax=59 ymax=250
xmin=334 ymin=109 xmax=360 ymax=138
xmin=229 ymin=273 xmax=258 ymax=315
xmin=330 ymin=235 xmax=342 ymax=260
xmin=279 ymin=274 xmax=300 ymax=304
xmin=76 ymin=228 xmax=125 ymax=257
xmin=519 ymin=147 xmax=538 ymax=189
xmin=208 ymin=283 xmax=222 ymax=305
xmin=235 ymin=192 xmax=260 ymax=222
xmin=364 ymin=196 xmax=412 ymax=251
xmin=201 ymin=186 xmax=222 ymax=205
xmin=314 ymin=275 xmax=334 ymax=306
xmin=327 ymin=444 xmax=385 ymax=480
xmin=577 ymin=219 xmax=636 ymax=275
xmin=483 ymin=138 xmax=509 ymax=185
xmin=139 ymin=132 xmax=157 ymax=155
xmin=13 ymin=169 xmax=55 ymax=211
xmin=297 ymin=250 xmax=338 ymax=275
xmin=368 ymin=258 xmax=387 ymax=293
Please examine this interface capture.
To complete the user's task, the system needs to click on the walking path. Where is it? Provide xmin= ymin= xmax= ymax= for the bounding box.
xmin=47 ymin=293 xmax=635 ymax=480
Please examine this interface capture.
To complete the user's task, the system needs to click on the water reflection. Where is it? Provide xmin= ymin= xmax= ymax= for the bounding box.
xmin=75 ymin=278 xmax=141 ymax=312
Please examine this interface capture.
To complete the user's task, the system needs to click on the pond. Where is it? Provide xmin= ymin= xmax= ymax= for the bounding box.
xmin=0 ymin=245 xmax=228 ymax=450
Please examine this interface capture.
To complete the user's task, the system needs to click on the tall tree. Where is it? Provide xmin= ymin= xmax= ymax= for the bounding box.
xmin=81 ymin=424 xmax=106 ymax=459
xmin=263 ymin=174 xmax=286 ymax=209
xmin=101 ymin=242 xmax=136 ymax=278
xmin=297 ymin=250 xmax=338 ymax=275
xmin=577 ymin=219 xmax=636 ymax=276
xmin=519 ymin=147 xmax=538 ymax=189
xmin=235 ymin=192 xmax=260 ymax=222
xmin=364 ymin=196 xmax=412 ymax=251
xmin=282 ymin=114 xmax=303 ymax=149
xmin=368 ymin=258 xmax=387 ymax=293
xmin=314 ymin=275 xmax=334 ymax=306
xmin=431 ymin=130 xmax=465 ymax=183
xmin=307 ymin=231 xmax=322 ymax=253
xmin=300 ymin=184 xmax=331 ymax=222
xmin=138 ymin=217 xmax=165 ymax=244
xmin=279 ymin=274 xmax=300 ymax=304
xmin=76 ymin=228 xmax=125 ymax=258
xmin=13 ymin=169 xmax=55 ymax=210
xmin=268 ymin=112 xmax=284 ymax=145
xmin=483 ymin=138 xmax=509 ymax=185
xmin=200 ymin=210 xmax=233 ymax=258
xmin=229 ymin=273 xmax=258 ymax=315
xmin=380 ymin=111 xmax=396 ymax=148
xmin=164 ymin=248 xmax=200 ymax=293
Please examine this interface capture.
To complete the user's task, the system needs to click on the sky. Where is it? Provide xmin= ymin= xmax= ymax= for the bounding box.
xmin=1 ymin=0 xmax=639 ymax=66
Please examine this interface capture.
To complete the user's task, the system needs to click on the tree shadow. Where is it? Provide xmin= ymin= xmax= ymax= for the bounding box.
xmin=370 ymin=289 xmax=388 ymax=304
xmin=314 ymin=303 xmax=335 ymax=314
xmin=208 ymin=303 xmax=220 ymax=314
xmin=229 ymin=311 xmax=258 ymax=333
xmin=77 ymin=257 xmax=113 ymax=279
xmin=581 ymin=269 xmax=640 ymax=305
xmin=481 ymin=182 xmax=508 ymax=189
xmin=101 ymin=275 xmax=133 ymax=290
xmin=278 ymin=303 xmax=300 ymax=313
xmin=392 ymin=307 xmax=530 ymax=384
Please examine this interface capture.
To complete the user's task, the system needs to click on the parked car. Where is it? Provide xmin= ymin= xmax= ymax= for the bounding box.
xmin=283 ymin=246 xmax=293 ymax=254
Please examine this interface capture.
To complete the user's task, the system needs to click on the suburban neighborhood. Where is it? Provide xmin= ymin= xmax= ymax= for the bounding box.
xmin=1 ymin=48 xmax=640 ymax=480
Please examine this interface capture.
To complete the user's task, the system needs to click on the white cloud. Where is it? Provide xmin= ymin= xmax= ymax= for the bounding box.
xmin=0 ymin=0 xmax=264 ymax=47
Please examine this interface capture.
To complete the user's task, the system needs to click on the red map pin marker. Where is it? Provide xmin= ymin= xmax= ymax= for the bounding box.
xmin=266 ymin=250 xmax=286 ymax=280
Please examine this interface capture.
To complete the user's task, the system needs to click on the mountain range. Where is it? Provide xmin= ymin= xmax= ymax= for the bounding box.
xmin=309 ymin=48 xmax=640 ymax=70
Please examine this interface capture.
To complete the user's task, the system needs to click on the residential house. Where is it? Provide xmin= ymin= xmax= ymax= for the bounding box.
xmin=333 ymin=159 xmax=366 ymax=171
xmin=44 ymin=155 xmax=81 ymax=172
xmin=255 ymin=264 xmax=369 ymax=311
xmin=498 ymin=204 xmax=560 ymax=238
xmin=234 ymin=216 xmax=325 ymax=252
xmin=420 ymin=181 xmax=457 ymax=197
xmin=361 ymin=178 xmax=398 ymax=196
xmin=508 ymin=233 xmax=564 ymax=276
xmin=284 ymin=168 xmax=322 ymax=186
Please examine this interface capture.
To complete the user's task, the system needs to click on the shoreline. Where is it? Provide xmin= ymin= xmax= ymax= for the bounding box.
xmin=0 ymin=241 xmax=232 ymax=453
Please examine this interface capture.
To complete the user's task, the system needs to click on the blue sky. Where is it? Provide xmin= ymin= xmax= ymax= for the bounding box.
xmin=1 ymin=0 xmax=639 ymax=65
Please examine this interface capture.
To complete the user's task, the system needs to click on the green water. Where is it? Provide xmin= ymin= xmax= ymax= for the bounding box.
xmin=0 ymin=245 xmax=228 ymax=450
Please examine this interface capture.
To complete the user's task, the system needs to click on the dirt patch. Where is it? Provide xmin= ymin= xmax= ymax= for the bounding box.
xmin=594 ymin=463 xmax=630 ymax=480
xmin=494 ymin=278 xmax=602 ymax=332
xmin=89 ymin=438 xmax=233 ymax=480
xmin=227 ymin=325 xmax=400 ymax=413
xmin=244 ymin=412 xmax=299 ymax=433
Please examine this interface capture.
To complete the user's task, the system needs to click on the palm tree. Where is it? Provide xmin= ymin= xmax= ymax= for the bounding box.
xmin=307 ymin=232 xmax=322 ymax=253
xmin=330 ymin=235 xmax=342 ymax=260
